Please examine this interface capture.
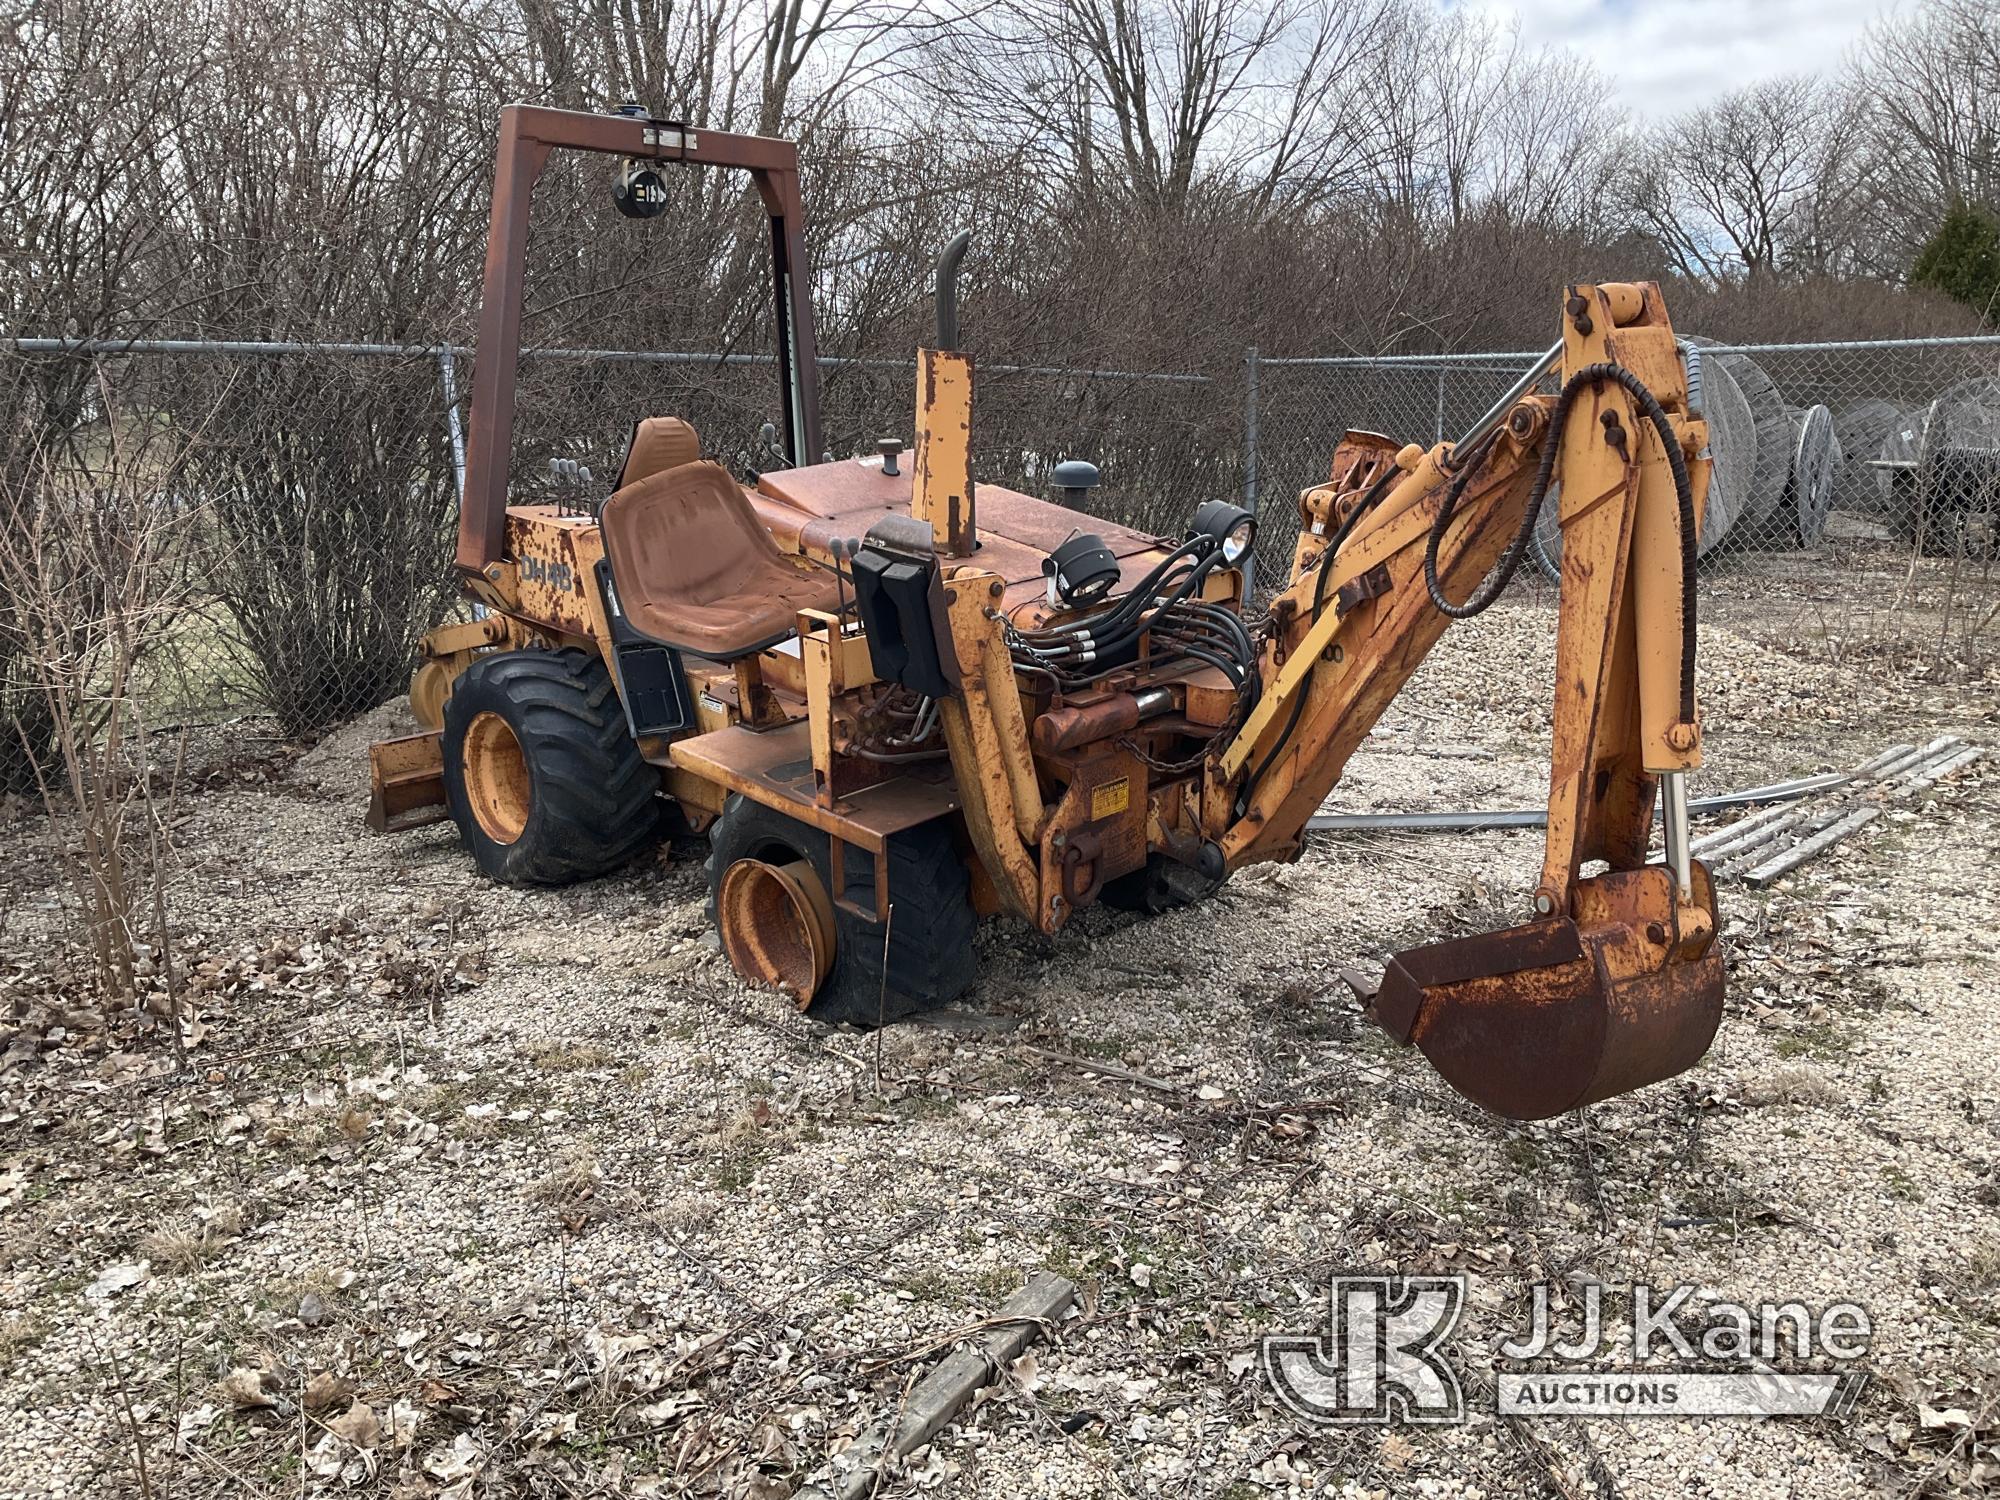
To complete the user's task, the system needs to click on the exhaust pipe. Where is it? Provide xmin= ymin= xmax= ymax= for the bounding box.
xmin=935 ymin=230 xmax=971 ymax=352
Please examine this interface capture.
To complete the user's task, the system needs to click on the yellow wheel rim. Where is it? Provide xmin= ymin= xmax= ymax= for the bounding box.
xmin=463 ymin=711 xmax=532 ymax=845
xmin=410 ymin=660 xmax=455 ymax=731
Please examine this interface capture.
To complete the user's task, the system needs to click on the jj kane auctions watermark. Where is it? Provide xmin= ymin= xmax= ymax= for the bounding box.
xmin=1262 ymin=1274 xmax=1871 ymax=1424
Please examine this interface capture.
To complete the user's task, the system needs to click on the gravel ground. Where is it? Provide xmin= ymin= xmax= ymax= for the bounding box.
xmin=2 ymin=555 xmax=1997 ymax=1500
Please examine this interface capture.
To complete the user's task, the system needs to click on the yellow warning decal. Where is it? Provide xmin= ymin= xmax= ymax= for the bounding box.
xmin=1091 ymin=777 xmax=1131 ymax=821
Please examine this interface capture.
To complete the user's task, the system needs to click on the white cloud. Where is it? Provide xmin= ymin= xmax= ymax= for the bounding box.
xmin=1461 ymin=0 xmax=1895 ymax=115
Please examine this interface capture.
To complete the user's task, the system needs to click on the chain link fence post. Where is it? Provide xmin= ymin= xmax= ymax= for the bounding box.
xmin=1243 ymin=344 xmax=1259 ymax=511
xmin=438 ymin=344 xmax=467 ymax=499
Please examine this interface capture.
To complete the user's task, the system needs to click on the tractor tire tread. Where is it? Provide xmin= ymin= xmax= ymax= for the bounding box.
xmin=703 ymin=795 xmax=978 ymax=1026
xmin=442 ymin=647 xmax=658 ymax=886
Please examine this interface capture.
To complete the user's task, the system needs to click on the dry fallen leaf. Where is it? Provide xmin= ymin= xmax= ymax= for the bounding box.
xmin=304 ymin=1433 xmax=349 ymax=1480
xmin=1008 ymin=1351 xmax=1042 ymax=1395
xmin=328 ymin=1399 xmax=382 ymax=1449
xmin=218 ymin=1367 xmax=276 ymax=1410
xmin=426 ymin=1432 xmax=485 ymax=1481
xmin=1919 ymin=1403 xmax=1974 ymax=1431
xmin=302 ymin=1372 xmax=350 ymax=1412
xmin=89 ymin=1262 xmax=149 ymax=1298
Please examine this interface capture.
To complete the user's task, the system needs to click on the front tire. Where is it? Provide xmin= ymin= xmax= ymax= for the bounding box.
xmin=705 ymin=796 xmax=978 ymax=1025
xmin=441 ymin=647 xmax=659 ymax=885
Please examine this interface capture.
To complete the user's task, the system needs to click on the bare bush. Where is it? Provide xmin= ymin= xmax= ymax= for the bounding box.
xmin=176 ymin=356 xmax=462 ymax=735
xmin=0 ymin=363 xmax=207 ymax=1018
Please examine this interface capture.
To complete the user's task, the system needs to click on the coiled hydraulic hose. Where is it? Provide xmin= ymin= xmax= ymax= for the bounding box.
xmin=1008 ymin=542 xmax=1238 ymax=686
xmin=1422 ymin=361 xmax=1700 ymax=724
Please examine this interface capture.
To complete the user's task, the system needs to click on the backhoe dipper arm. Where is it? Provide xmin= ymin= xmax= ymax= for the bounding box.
xmin=1207 ymin=282 xmax=1724 ymax=1119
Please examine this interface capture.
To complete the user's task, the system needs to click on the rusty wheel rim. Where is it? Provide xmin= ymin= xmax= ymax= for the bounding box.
xmin=718 ymin=857 xmax=836 ymax=1006
xmin=463 ymin=710 xmax=531 ymax=845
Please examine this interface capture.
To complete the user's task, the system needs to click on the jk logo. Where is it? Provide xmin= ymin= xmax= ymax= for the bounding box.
xmin=1262 ymin=1274 xmax=1467 ymax=1424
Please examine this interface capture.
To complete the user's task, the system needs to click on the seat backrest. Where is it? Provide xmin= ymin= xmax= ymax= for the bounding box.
xmin=599 ymin=460 xmax=780 ymax=608
xmin=617 ymin=416 xmax=702 ymax=489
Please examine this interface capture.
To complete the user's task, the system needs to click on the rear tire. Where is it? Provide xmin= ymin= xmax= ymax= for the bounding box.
xmin=441 ymin=647 xmax=659 ymax=885
xmin=705 ymin=796 xmax=979 ymax=1025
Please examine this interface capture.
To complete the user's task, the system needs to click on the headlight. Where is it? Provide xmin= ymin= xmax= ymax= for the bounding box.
xmin=1044 ymin=531 xmax=1120 ymax=607
xmin=1193 ymin=500 xmax=1257 ymax=565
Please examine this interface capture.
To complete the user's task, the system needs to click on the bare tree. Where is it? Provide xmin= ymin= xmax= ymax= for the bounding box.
xmin=0 ymin=361 xmax=208 ymax=1026
xmin=0 ymin=0 xmax=212 ymax=789
xmin=1847 ymin=0 xmax=2000 ymax=274
xmin=141 ymin=0 xmax=487 ymax=734
xmin=921 ymin=0 xmax=1397 ymax=217
xmin=1626 ymin=76 xmax=1866 ymax=285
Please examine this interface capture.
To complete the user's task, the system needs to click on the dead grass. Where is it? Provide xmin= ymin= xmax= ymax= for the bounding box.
xmin=521 ymin=1038 xmax=619 ymax=1073
xmin=138 ymin=1204 xmax=245 ymax=1273
xmin=526 ymin=1150 xmax=602 ymax=1210
xmin=1742 ymin=1063 xmax=1844 ymax=1108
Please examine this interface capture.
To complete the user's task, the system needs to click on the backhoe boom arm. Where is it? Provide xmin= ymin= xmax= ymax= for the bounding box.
xmin=1206 ymin=282 xmax=1724 ymax=1119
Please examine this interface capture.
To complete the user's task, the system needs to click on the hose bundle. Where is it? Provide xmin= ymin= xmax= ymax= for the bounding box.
xmin=1001 ymin=538 xmax=1260 ymax=701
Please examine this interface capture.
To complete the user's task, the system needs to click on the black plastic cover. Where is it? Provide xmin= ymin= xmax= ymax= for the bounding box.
xmin=852 ymin=518 xmax=960 ymax=700
xmin=595 ymin=559 xmax=694 ymax=736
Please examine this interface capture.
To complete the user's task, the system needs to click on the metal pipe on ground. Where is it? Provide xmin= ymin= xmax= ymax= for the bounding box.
xmin=1711 ymin=737 xmax=1971 ymax=879
xmin=796 ymin=1272 xmax=1076 ymax=1500
xmin=1305 ymin=769 xmax=1867 ymax=837
xmin=1744 ymin=807 xmax=1883 ymax=886
xmin=1693 ymin=739 xmax=1957 ymax=865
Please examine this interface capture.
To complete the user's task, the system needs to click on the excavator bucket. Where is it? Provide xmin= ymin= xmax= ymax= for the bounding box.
xmin=1369 ymin=864 xmax=1723 ymax=1120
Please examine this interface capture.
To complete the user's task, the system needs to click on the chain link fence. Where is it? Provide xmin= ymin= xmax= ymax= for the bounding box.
xmin=1249 ymin=335 xmax=2000 ymax=590
xmin=4 ymin=331 xmax=1995 ymax=788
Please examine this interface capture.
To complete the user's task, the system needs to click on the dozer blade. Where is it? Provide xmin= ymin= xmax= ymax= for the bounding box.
xmin=367 ymin=731 xmax=450 ymax=834
xmin=1369 ymin=864 xmax=1723 ymax=1120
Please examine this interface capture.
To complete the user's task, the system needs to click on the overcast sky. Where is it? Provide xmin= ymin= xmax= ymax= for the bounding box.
xmin=1464 ymin=0 xmax=1897 ymax=115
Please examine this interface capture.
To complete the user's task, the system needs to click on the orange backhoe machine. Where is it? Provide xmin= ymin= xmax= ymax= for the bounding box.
xmin=369 ymin=104 xmax=1724 ymax=1120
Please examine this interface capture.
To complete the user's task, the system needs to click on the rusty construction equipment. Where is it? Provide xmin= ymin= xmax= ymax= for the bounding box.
xmin=370 ymin=103 xmax=1726 ymax=1119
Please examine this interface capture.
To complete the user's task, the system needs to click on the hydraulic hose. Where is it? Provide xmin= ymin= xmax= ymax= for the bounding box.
xmin=1017 ymin=539 xmax=1208 ymax=646
xmin=1014 ymin=545 xmax=1229 ymax=673
xmin=1422 ymin=362 xmax=1699 ymax=724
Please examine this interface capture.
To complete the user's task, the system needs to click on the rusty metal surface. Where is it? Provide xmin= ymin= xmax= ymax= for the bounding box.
xmin=1373 ymin=919 xmax=1583 ymax=1044
xmin=934 ymin=571 xmax=1047 ymax=924
xmin=1371 ymin=863 xmax=1724 ymax=1120
xmin=366 ymin=732 xmax=448 ymax=833
xmin=456 ymin=105 xmax=820 ymax=575
xmin=914 ymin=349 xmax=976 ymax=555
xmin=1374 ymin=927 xmax=1722 ymax=1120
xmin=754 ymin=461 xmax=1173 ymax=613
xmin=1036 ymin=743 xmax=1148 ymax=914
xmin=1033 ymin=694 xmax=1144 ymax=753
xmin=504 ymin=509 xmax=608 ymax=639
xmin=668 ymin=721 xmax=958 ymax=852
xmin=718 ymin=857 xmax=834 ymax=1005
